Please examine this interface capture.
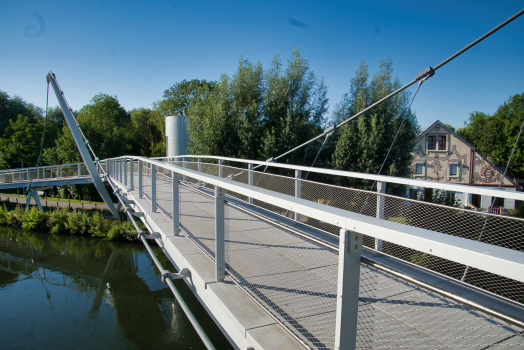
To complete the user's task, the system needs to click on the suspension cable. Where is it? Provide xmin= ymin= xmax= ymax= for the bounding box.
xmin=26 ymin=82 xmax=50 ymax=193
xmin=262 ymin=8 xmax=524 ymax=166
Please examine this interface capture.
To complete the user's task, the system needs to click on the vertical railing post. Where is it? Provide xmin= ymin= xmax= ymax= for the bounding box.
xmin=218 ymin=160 xmax=223 ymax=178
xmin=37 ymin=167 xmax=40 ymax=181
xmin=215 ymin=186 xmax=225 ymax=282
xmin=138 ymin=160 xmax=143 ymax=199
xmin=77 ymin=163 xmax=81 ymax=177
xmin=124 ymin=158 xmax=127 ymax=186
xmin=295 ymin=170 xmax=302 ymax=222
xmin=60 ymin=166 xmax=62 ymax=178
xmin=198 ymin=157 xmax=202 ymax=187
xmin=151 ymin=163 xmax=157 ymax=212
xmin=183 ymin=157 xmax=187 ymax=182
xmin=334 ymin=229 xmax=362 ymax=350
xmin=129 ymin=159 xmax=134 ymax=190
xmin=172 ymin=172 xmax=180 ymax=236
xmin=248 ymin=163 xmax=254 ymax=204
xmin=375 ymin=181 xmax=386 ymax=253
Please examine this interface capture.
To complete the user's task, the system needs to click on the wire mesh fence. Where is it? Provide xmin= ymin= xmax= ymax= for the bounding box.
xmin=187 ymin=161 xmax=524 ymax=305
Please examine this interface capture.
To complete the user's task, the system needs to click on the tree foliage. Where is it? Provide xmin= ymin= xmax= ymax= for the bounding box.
xmin=186 ymin=47 xmax=329 ymax=164
xmin=329 ymin=58 xmax=418 ymax=189
xmin=457 ymin=93 xmax=524 ymax=179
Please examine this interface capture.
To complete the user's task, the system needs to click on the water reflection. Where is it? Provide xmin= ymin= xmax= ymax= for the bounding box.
xmin=0 ymin=227 xmax=232 ymax=349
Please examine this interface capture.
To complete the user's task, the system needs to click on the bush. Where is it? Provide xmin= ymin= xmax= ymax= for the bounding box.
xmin=21 ymin=207 xmax=48 ymax=231
xmin=66 ymin=210 xmax=89 ymax=235
xmin=5 ymin=205 xmax=25 ymax=226
xmin=88 ymin=212 xmax=111 ymax=238
xmin=107 ymin=221 xmax=137 ymax=241
xmin=48 ymin=207 xmax=69 ymax=234
xmin=0 ymin=204 xmax=8 ymax=225
xmin=509 ymin=201 xmax=524 ymax=218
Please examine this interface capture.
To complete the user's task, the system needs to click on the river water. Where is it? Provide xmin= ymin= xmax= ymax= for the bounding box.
xmin=0 ymin=227 xmax=233 ymax=349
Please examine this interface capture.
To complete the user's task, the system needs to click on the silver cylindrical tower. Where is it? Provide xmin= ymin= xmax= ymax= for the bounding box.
xmin=165 ymin=115 xmax=188 ymax=157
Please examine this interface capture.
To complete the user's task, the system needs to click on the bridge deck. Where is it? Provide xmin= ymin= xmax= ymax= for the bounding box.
xmin=112 ymin=167 xmax=523 ymax=350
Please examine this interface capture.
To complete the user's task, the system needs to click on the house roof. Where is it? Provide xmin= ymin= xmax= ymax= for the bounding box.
xmin=416 ymin=120 xmax=517 ymax=187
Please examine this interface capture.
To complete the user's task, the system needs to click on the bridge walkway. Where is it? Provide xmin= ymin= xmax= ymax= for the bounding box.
xmin=111 ymin=164 xmax=524 ymax=349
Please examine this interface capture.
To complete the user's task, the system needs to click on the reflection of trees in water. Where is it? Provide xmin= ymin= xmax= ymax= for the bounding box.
xmin=0 ymin=227 xmax=172 ymax=347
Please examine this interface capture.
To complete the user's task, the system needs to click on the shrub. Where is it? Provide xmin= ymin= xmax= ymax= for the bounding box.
xmin=107 ymin=221 xmax=137 ymax=241
xmin=66 ymin=210 xmax=89 ymax=235
xmin=5 ymin=205 xmax=25 ymax=226
xmin=48 ymin=207 xmax=69 ymax=234
xmin=0 ymin=204 xmax=8 ymax=225
xmin=21 ymin=207 xmax=48 ymax=231
xmin=509 ymin=201 xmax=524 ymax=218
xmin=88 ymin=212 xmax=110 ymax=238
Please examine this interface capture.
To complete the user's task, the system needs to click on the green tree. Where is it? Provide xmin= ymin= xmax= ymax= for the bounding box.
xmin=457 ymin=93 xmax=524 ymax=179
xmin=156 ymin=79 xmax=216 ymax=117
xmin=0 ymin=90 xmax=44 ymax=135
xmin=52 ymin=94 xmax=135 ymax=164
xmin=330 ymin=58 xmax=418 ymax=190
xmin=0 ymin=115 xmax=47 ymax=168
xmin=130 ymin=108 xmax=164 ymax=157
xmin=186 ymin=48 xmax=328 ymax=164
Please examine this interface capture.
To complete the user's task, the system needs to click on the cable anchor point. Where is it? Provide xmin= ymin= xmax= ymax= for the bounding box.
xmin=415 ymin=67 xmax=435 ymax=82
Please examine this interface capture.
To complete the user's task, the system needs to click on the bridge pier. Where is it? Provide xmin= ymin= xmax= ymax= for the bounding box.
xmin=25 ymin=188 xmax=44 ymax=212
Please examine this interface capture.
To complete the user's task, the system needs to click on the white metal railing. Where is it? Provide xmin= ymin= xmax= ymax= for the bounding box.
xmin=152 ymin=155 xmax=523 ymax=201
xmin=108 ymin=155 xmax=524 ymax=349
xmin=0 ymin=162 xmax=105 ymax=184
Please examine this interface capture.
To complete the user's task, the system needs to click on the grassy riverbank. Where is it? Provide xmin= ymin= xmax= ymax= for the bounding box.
xmin=0 ymin=203 xmax=140 ymax=242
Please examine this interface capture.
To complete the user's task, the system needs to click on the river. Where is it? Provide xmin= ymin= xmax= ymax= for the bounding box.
xmin=0 ymin=227 xmax=233 ymax=349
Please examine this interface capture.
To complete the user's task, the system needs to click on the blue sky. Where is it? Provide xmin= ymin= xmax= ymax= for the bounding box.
xmin=1 ymin=0 xmax=523 ymax=131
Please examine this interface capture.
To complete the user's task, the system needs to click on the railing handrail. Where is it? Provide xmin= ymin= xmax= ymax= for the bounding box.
xmin=110 ymin=155 xmax=524 ymax=284
xmin=151 ymin=155 xmax=523 ymax=201
xmin=0 ymin=162 xmax=87 ymax=173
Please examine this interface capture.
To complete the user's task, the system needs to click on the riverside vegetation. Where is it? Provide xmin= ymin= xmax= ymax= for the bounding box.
xmin=0 ymin=203 xmax=140 ymax=241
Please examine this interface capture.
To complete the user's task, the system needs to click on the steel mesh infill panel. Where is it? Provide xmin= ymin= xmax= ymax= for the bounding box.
xmin=360 ymin=263 xmax=524 ymax=349
xmin=224 ymin=201 xmax=343 ymax=349
xmin=179 ymin=183 xmax=216 ymax=261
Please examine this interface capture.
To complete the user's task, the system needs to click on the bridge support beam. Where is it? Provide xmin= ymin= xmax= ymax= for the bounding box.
xmin=26 ymin=188 xmax=43 ymax=212
xmin=335 ymin=229 xmax=362 ymax=350
xmin=375 ymin=181 xmax=386 ymax=253
xmin=215 ymin=186 xmax=225 ymax=282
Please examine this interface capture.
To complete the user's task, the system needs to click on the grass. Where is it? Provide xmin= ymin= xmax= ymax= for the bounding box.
xmin=0 ymin=193 xmax=104 ymax=204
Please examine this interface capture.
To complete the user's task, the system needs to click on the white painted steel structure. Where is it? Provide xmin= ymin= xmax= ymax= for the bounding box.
xmin=104 ymin=155 xmax=524 ymax=349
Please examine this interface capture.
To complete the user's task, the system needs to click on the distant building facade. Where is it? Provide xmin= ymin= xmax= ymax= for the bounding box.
xmin=410 ymin=120 xmax=517 ymax=210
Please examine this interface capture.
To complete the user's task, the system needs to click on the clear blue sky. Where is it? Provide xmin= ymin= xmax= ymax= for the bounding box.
xmin=1 ymin=0 xmax=523 ymax=131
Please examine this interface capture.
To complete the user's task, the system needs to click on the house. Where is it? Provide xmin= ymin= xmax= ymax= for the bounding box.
xmin=410 ymin=120 xmax=517 ymax=210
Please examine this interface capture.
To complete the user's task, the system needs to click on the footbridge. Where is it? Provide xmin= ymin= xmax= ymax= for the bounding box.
xmin=2 ymin=156 xmax=524 ymax=348
xmin=98 ymin=155 xmax=523 ymax=349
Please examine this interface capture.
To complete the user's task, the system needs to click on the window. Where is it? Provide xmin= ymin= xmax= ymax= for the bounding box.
xmin=449 ymin=162 xmax=459 ymax=176
xmin=438 ymin=135 xmax=446 ymax=150
xmin=415 ymin=162 xmax=424 ymax=175
xmin=428 ymin=136 xmax=436 ymax=150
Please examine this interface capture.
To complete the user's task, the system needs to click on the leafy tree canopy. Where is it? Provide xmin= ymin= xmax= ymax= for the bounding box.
xmin=329 ymin=58 xmax=418 ymax=190
xmin=457 ymin=93 xmax=524 ymax=179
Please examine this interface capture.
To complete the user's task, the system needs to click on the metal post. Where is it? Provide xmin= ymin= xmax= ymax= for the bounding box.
xmin=138 ymin=160 xmax=143 ymax=199
xmin=215 ymin=186 xmax=225 ymax=282
xmin=198 ymin=157 xmax=202 ymax=187
xmin=124 ymin=158 xmax=127 ymax=186
xmin=183 ymin=157 xmax=187 ymax=182
xmin=151 ymin=164 xmax=157 ymax=212
xmin=334 ymin=229 xmax=362 ymax=350
xmin=129 ymin=159 xmax=134 ymax=190
xmin=77 ymin=163 xmax=81 ymax=177
xmin=218 ymin=160 xmax=223 ymax=178
xmin=375 ymin=181 xmax=386 ymax=253
xmin=37 ymin=168 xmax=39 ymax=181
xmin=248 ymin=163 xmax=254 ymax=204
xmin=295 ymin=170 xmax=302 ymax=222
xmin=172 ymin=172 xmax=180 ymax=236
